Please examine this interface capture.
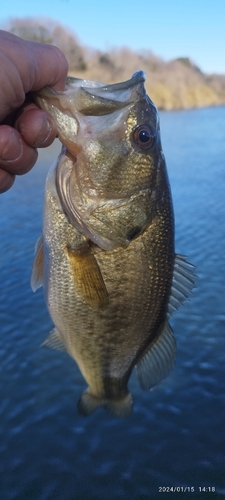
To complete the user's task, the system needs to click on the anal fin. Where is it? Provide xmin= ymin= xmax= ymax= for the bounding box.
xmin=31 ymin=235 xmax=44 ymax=292
xmin=136 ymin=322 xmax=176 ymax=391
xmin=65 ymin=245 xmax=109 ymax=309
xmin=42 ymin=327 xmax=67 ymax=352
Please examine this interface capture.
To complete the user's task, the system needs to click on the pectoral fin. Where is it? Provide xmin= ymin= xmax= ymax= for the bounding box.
xmin=31 ymin=235 xmax=44 ymax=292
xmin=65 ymin=246 xmax=109 ymax=309
xmin=136 ymin=322 xmax=176 ymax=391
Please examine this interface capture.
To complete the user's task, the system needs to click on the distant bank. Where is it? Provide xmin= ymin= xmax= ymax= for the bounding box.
xmin=5 ymin=17 xmax=225 ymax=111
xmin=71 ymin=53 xmax=225 ymax=111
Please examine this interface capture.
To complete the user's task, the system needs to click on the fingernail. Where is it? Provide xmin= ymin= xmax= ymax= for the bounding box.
xmin=0 ymin=132 xmax=23 ymax=163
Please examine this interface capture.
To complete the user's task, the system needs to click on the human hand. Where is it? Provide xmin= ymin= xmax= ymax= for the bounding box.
xmin=0 ymin=30 xmax=68 ymax=193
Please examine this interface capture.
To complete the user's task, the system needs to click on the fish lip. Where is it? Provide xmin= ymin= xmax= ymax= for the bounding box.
xmin=34 ymin=70 xmax=147 ymax=112
xmin=66 ymin=70 xmax=146 ymax=92
xmin=101 ymin=70 xmax=145 ymax=93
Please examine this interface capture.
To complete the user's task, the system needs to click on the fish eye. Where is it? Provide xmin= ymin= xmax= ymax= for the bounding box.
xmin=132 ymin=125 xmax=156 ymax=150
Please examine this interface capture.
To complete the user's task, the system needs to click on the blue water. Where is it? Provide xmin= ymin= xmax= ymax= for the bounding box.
xmin=0 ymin=106 xmax=225 ymax=500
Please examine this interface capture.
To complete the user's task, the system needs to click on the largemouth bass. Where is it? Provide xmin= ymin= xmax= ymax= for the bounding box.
xmin=32 ymin=71 xmax=196 ymax=417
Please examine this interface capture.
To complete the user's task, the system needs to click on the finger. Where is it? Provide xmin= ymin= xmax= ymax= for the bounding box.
xmin=0 ymin=32 xmax=68 ymax=121
xmin=0 ymin=169 xmax=15 ymax=194
xmin=29 ymin=43 xmax=68 ymax=91
xmin=1 ymin=31 xmax=68 ymax=92
xmin=15 ymin=105 xmax=57 ymax=148
xmin=0 ymin=125 xmax=38 ymax=175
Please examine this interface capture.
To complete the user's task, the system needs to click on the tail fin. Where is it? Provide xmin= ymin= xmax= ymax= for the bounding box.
xmin=77 ymin=389 xmax=133 ymax=418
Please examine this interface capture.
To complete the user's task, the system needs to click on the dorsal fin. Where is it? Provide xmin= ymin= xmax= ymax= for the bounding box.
xmin=136 ymin=322 xmax=176 ymax=391
xmin=167 ymin=254 xmax=197 ymax=318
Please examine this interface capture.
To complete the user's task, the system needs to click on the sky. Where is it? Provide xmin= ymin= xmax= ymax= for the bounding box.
xmin=1 ymin=0 xmax=225 ymax=74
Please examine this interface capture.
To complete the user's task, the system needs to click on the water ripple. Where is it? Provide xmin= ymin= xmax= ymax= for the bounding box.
xmin=1 ymin=111 xmax=225 ymax=499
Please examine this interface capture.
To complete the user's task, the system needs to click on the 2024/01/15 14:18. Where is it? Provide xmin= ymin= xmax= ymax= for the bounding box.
xmin=158 ymin=486 xmax=216 ymax=493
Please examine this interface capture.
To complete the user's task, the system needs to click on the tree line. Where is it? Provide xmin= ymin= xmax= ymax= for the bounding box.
xmin=3 ymin=17 xmax=225 ymax=111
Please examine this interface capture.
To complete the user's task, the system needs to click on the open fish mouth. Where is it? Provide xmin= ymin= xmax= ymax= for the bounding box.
xmin=36 ymin=70 xmax=147 ymax=115
xmin=33 ymin=71 xmax=149 ymax=155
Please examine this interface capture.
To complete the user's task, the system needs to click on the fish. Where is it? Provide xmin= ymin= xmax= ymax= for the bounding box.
xmin=31 ymin=71 xmax=196 ymax=418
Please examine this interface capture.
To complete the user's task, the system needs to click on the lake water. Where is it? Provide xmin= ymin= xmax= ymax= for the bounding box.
xmin=0 ymin=106 xmax=225 ymax=500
